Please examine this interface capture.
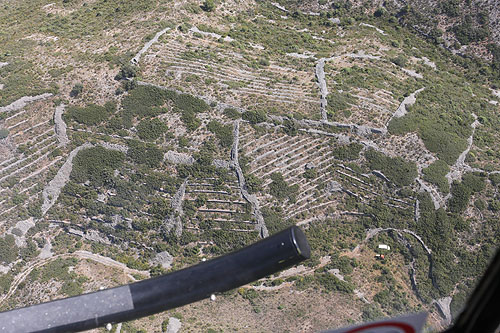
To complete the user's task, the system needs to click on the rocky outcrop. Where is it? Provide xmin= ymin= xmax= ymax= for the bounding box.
xmin=189 ymin=26 xmax=233 ymax=42
xmin=435 ymin=296 xmax=453 ymax=326
xmin=131 ymin=27 xmax=171 ymax=64
xmin=165 ymin=317 xmax=182 ymax=333
xmin=445 ymin=114 xmax=480 ymax=185
xmin=231 ymin=120 xmax=268 ymax=238
xmin=164 ymin=151 xmax=194 ymax=165
xmin=0 ymin=93 xmax=52 ymax=113
xmin=163 ymin=179 xmax=188 ymax=237
xmin=388 ymin=87 xmax=425 ymax=123
xmin=41 ymin=143 xmax=92 ymax=216
xmin=54 ymin=103 xmax=69 ymax=147
xmin=359 ymin=22 xmax=387 ymax=35
xmin=150 ymin=251 xmax=173 ymax=270
xmin=315 ymin=58 xmax=328 ymax=122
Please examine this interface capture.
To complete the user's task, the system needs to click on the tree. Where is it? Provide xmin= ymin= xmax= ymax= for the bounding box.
xmin=69 ymin=83 xmax=83 ymax=98
xmin=201 ymin=0 xmax=215 ymax=12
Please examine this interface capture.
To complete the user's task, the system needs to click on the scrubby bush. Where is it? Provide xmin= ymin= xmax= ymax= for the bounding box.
xmin=127 ymin=140 xmax=163 ymax=168
xmin=365 ymin=149 xmax=417 ymax=187
xmin=69 ymin=83 xmax=83 ymax=98
xmin=331 ymin=142 xmax=363 ymax=161
xmin=423 ymin=160 xmax=450 ymax=193
xmin=223 ymin=107 xmax=240 ymax=119
xmin=71 ymin=146 xmax=125 ymax=185
xmin=242 ymin=109 xmax=267 ymax=124
xmin=115 ymin=64 xmax=137 ymax=80
xmin=207 ymin=120 xmax=233 ymax=147
xmin=136 ymin=118 xmax=168 ymax=141
xmin=0 ymin=235 xmax=18 ymax=264
xmin=67 ymin=102 xmax=115 ymax=126
xmin=268 ymin=172 xmax=299 ymax=202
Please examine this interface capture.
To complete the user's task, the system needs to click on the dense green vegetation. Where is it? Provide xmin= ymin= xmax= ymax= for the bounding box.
xmin=331 ymin=142 xmax=363 ymax=161
xmin=71 ymin=146 xmax=125 ymax=185
xmin=422 ymin=160 xmax=450 ymax=193
xmin=136 ymin=118 xmax=168 ymax=141
xmin=448 ymin=172 xmax=486 ymax=214
xmin=0 ymin=235 xmax=18 ymax=264
xmin=268 ymin=172 xmax=299 ymax=203
xmin=365 ymin=149 xmax=417 ymax=187
xmin=326 ymin=91 xmax=357 ymax=119
xmin=207 ymin=120 xmax=233 ymax=148
xmin=127 ymin=140 xmax=163 ymax=168
xmin=67 ymin=102 xmax=116 ymax=126
xmin=118 ymin=85 xmax=208 ymax=131
xmin=242 ymin=109 xmax=267 ymax=124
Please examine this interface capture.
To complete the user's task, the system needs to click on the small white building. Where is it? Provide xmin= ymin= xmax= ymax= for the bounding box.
xmin=378 ymin=244 xmax=391 ymax=251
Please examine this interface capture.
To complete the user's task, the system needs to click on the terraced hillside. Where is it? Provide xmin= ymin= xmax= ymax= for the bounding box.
xmin=0 ymin=0 xmax=499 ymax=332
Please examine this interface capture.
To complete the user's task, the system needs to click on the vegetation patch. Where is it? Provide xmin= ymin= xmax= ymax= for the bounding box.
xmin=67 ymin=102 xmax=116 ymax=126
xmin=71 ymin=146 xmax=125 ymax=185
xmin=365 ymin=149 xmax=417 ymax=187
xmin=127 ymin=140 xmax=163 ymax=168
xmin=207 ymin=120 xmax=233 ymax=148
xmin=422 ymin=160 xmax=450 ymax=193
xmin=136 ymin=118 xmax=168 ymax=141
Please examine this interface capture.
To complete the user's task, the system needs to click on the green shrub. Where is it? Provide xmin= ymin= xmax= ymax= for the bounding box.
xmin=71 ymin=146 xmax=125 ymax=185
xmin=223 ymin=107 xmax=240 ymax=119
xmin=242 ymin=109 xmax=267 ymax=124
xmin=136 ymin=118 xmax=168 ymax=141
xmin=268 ymin=172 xmax=299 ymax=202
xmin=127 ymin=140 xmax=163 ymax=168
xmin=179 ymin=108 xmax=201 ymax=131
xmin=326 ymin=91 xmax=357 ymax=116
xmin=207 ymin=120 xmax=233 ymax=147
xmin=365 ymin=149 xmax=417 ymax=187
xmin=67 ymin=102 xmax=115 ymax=126
xmin=423 ymin=160 xmax=450 ymax=193
xmin=331 ymin=143 xmax=363 ymax=161
xmin=121 ymin=85 xmax=173 ymax=120
xmin=115 ymin=64 xmax=137 ymax=80
xmin=315 ymin=273 xmax=354 ymax=294
xmin=0 ymin=235 xmax=18 ymax=264
xmin=420 ymin=127 xmax=467 ymax=165
xmin=69 ymin=83 xmax=83 ymax=98
xmin=174 ymin=93 xmax=209 ymax=114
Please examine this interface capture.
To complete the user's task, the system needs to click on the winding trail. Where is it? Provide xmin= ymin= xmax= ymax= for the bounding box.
xmin=365 ymin=227 xmax=432 ymax=255
xmin=0 ymin=93 xmax=52 ymax=113
xmin=131 ymin=27 xmax=171 ymax=65
xmin=231 ymin=120 xmax=269 ymax=238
